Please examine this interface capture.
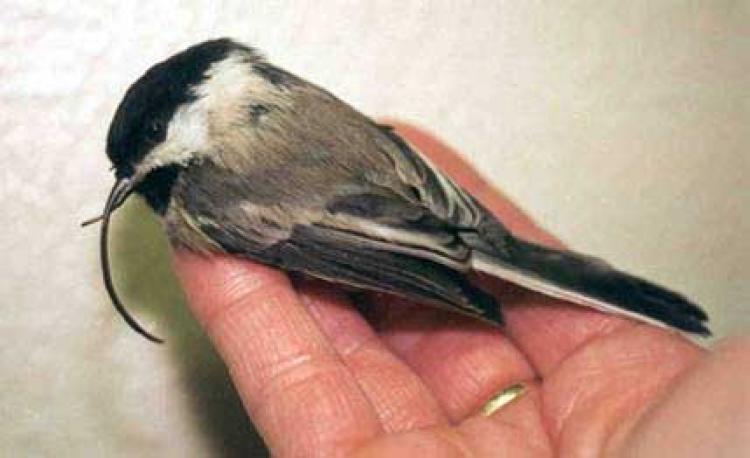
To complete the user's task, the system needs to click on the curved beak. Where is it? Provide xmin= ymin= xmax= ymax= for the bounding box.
xmin=91 ymin=177 xmax=164 ymax=344
xmin=81 ymin=178 xmax=134 ymax=227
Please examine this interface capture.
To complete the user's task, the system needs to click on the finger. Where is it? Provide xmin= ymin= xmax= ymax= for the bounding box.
xmin=459 ymin=383 xmax=552 ymax=456
xmin=172 ymin=251 xmax=381 ymax=457
xmin=374 ymin=295 xmax=536 ymax=422
xmin=352 ymin=385 xmax=552 ymax=457
xmin=295 ymin=278 xmax=449 ymax=432
xmin=389 ymin=122 xmax=633 ymax=375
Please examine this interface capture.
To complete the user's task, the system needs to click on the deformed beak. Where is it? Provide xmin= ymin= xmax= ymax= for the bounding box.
xmin=81 ymin=178 xmax=135 ymax=227
xmin=93 ymin=177 xmax=164 ymax=344
xmin=106 ymin=177 xmax=136 ymax=214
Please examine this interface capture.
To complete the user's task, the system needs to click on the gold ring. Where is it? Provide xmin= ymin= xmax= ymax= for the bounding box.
xmin=481 ymin=383 xmax=526 ymax=416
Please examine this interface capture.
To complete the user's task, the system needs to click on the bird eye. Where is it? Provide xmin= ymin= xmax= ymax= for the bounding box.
xmin=144 ymin=119 xmax=166 ymax=144
xmin=148 ymin=120 xmax=163 ymax=134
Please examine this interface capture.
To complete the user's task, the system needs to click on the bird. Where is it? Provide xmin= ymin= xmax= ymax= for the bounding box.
xmin=87 ymin=38 xmax=710 ymax=343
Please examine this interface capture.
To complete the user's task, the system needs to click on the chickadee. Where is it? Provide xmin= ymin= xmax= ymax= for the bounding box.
xmin=87 ymin=38 xmax=709 ymax=343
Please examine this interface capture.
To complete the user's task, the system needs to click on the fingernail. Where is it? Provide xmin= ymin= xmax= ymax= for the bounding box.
xmin=481 ymin=383 xmax=525 ymax=416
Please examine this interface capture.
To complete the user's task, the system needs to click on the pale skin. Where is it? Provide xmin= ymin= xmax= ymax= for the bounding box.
xmin=173 ymin=124 xmax=749 ymax=457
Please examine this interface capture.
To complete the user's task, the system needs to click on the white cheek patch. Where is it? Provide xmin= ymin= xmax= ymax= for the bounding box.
xmin=135 ymin=103 xmax=209 ymax=176
xmin=166 ymin=102 xmax=210 ymax=158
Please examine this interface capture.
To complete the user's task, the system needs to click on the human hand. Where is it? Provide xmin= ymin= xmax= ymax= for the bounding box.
xmin=173 ymin=124 xmax=749 ymax=457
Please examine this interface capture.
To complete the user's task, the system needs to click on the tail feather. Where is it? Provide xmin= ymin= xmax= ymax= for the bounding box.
xmin=471 ymin=238 xmax=710 ymax=336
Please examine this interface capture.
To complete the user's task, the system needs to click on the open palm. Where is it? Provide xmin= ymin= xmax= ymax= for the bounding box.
xmin=173 ymin=124 xmax=748 ymax=457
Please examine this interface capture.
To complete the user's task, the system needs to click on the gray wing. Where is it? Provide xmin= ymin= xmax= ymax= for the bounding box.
xmin=168 ymin=110 xmax=506 ymax=323
xmin=174 ymin=167 xmax=502 ymax=323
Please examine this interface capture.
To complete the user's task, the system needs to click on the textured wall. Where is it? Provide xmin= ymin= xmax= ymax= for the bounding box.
xmin=2 ymin=1 xmax=748 ymax=456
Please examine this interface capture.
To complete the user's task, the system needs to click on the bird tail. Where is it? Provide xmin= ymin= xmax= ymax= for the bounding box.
xmin=471 ymin=237 xmax=710 ymax=336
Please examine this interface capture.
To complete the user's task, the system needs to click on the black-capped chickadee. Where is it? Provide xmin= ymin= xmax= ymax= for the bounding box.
xmin=86 ymin=38 xmax=709 ymax=343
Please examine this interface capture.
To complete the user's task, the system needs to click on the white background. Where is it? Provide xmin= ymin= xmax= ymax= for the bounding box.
xmin=1 ymin=1 xmax=748 ymax=456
